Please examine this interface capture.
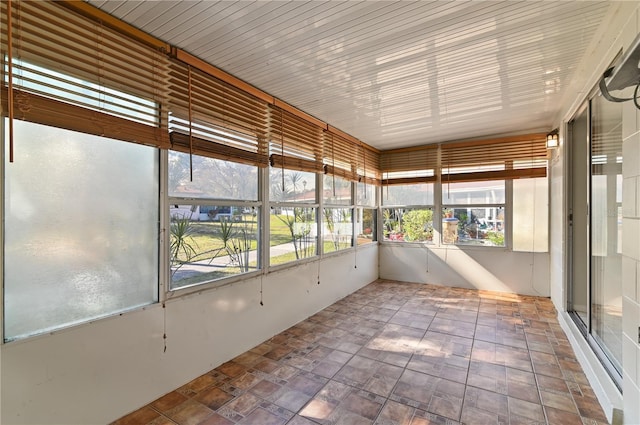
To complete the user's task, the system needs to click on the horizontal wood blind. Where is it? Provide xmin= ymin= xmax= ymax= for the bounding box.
xmin=380 ymin=145 xmax=438 ymax=173
xmin=381 ymin=134 xmax=548 ymax=185
xmin=167 ymin=61 xmax=269 ymax=167
xmin=360 ymin=146 xmax=381 ymax=185
xmin=324 ymin=131 xmax=358 ymax=181
xmin=269 ymin=105 xmax=324 ymax=173
xmin=441 ymin=134 xmax=548 ymax=171
xmin=0 ymin=0 xmax=169 ymax=147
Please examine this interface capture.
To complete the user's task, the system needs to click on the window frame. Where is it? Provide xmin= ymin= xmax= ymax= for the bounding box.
xmin=165 ymin=150 xmax=263 ymax=293
xmin=267 ymin=168 xmax=320 ymax=268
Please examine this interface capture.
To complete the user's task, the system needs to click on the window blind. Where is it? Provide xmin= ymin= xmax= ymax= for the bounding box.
xmin=0 ymin=0 xmax=169 ymax=148
xmin=323 ymin=130 xmax=358 ymax=181
xmin=380 ymin=145 xmax=438 ymax=185
xmin=269 ymin=105 xmax=324 ymax=173
xmin=441 ymin=134 xmax=548 ymax=182
xmin=167 ymin=61 xmax=269 ymax=167
xmin=359 ymin=145 xmax=382 ymax=186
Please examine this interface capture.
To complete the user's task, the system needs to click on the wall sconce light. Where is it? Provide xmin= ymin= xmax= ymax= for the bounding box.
xmin=546 ymin=130 xmax=559 ymax=149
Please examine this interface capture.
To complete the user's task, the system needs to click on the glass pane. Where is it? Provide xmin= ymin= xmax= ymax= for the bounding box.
xmin=169 ymin=151 xmax=258 ymax=200
xmin=513 ymin=178 xmax=549 ymax=252
xmin=591 ymin=92 xmax=623 ymax=373
xmin=442 ymin=207 xmax=505 ymax=246
xmin=4 ymin=120 xmax=158 ymax=341
xmin=269 ymin=207 xmax=317 ymax=265
xmin=381 ymin=183 xmax=434 ymax=205
xmin=356 ymin=208 xmax=376 ymax=245
xmin=270 ymin=168 xmax=316 ymax=203
xmin=324 ymin=175 xmax=352 ymax=205
xmin=382 ymin=208 xmax=434 ymax=242
xmin=356 ymin=182 xmax=376 ymax=207
xmin=322 ymin=208 xmax=353 ymax=253
xmin=170 ymin=206 xmax=259 ymax=289
xmin=570 ymin=106 xmax=590 ymax=327
xmin=442 ymin=180 xmax=505 ymax=205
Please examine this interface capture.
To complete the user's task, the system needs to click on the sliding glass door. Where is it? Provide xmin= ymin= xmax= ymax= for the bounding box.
xmin=568 ymin=90 xmax=623 ymax=383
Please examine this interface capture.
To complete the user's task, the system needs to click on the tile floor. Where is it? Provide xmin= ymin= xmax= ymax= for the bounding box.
xmin=114 ymin=279 xmax=609 ymax=425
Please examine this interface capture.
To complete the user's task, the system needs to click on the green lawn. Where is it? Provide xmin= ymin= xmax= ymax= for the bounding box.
xmin=172 ymin=213 xmax=356 ymax=267
xmin=172 ymin=214 xmax=309 ymax=263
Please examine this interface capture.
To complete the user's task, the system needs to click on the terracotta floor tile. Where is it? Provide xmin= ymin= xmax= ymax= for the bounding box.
xmin=338 ymin=392 xmax=384 ymax=420
xmin=216 ymin=361 xmax=249 ymax=378
xmin=152 ymin=391 xmax=189 ymax=413
xmin=287 ymin=415 xmax=318 ymax=425
xmin=312 ymin=360 xmax=344 ymax=378
xmin=251 ymin=379 xmax=282 ymax=398
xmin=238 ymin=407 xmax=287 ymax=425
xmin=166 ymin=399 xmax=214 ymax=425
xmin=428 ymin=317 xmax=475 ymax=339
xmin=194 ymin=387 xmax=235 ymax=411
xmin=197 ymin=412 xmax=235 ymax=425
xmin=376 ymin=399 xmax=415 ymax=425
xmin=273 ymin=389 xmax=312 ymax=414
xmin=540 ymin=390 xmax=578 ymax=414
xmin=508 ymin=397 xmax=545 ymax=423
xmin=410 ymin=408 xmax=461 ymax=425
xmin=299 ymin=398 xmax=337 ymax=422
xmin=223 ymin=392 xmax=263 ymax=416
xmin=111 ymin=280 xmax=608 ymax=425
xmin=406 ymin=353 xmax=469 ymax=384
xmin=544 ymin=406 xmax=584 ymax=425
xmin=112 ymin=406 xmax=160 ymax=425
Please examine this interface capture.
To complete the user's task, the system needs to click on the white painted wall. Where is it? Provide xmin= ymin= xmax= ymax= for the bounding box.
xmin=379 ymin=244 xmax=549 ymax=296
xmin=0 ymin=246 xmax=378 ymax=424
xmin=551 ymin=2 xmax=640 ymax=423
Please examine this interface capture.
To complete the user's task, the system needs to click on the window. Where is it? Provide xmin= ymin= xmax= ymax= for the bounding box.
xmin=322 ymin=175 xmax=353 ymax=253
xmin=322 ymin=208 xmax=353 ymax=253
xmin=168 ymin=152 xmax=260 ymax=289
xmin=356 ymin=182 xmax=377 ymax=245
xmin=442 ymin=180 xmax=505 ymax=246
xmin=269 ymin=168 xmax=318 ymax=265
xmin=382 ymin=208 xmax=434 ymax=242
xmin=382 ymin=183 xmax=434 ymax=243
xmin=381 ymin=182 xmax=434 ymax=206
xmin=4 ymin=120 xmax=158 ymax=341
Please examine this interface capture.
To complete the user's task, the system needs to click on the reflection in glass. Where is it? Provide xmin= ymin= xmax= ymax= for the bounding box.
xmin=442 ymin=180 xmax=505 ymax=204
xmin=270 ymin=169 xmax=316 ymax=203
xmin=382 ymin=183 xmax=434 ymax=205
xmin=323 ymin=208 xmax=353 ymax=253
xmin=356 ymin=208 xmax=376 ymax=245
xmin=356 ymin=183 xmax=376 ymax=207
xmin=590 ymin=93 xmax=623 ymax=374
xmin=442 ymin=207 xmax=505 ymax=246
xmin=324 ymin=175 xmax=352 ymax=205
xmin=169 ymin=206 xmax=259 ymax=289
xmin=169 ymin=151 xmax=258 ymax=200
xmin=269 ymin=207 xmax=317 ymax=265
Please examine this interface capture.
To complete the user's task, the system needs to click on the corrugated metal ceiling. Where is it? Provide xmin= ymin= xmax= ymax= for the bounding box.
xmin=87 ymin=0 xmax=613 ymax=150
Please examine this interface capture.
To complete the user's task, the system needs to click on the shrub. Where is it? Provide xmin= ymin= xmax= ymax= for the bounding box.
xmin=402 ymin=209 xmax=434 ymax=242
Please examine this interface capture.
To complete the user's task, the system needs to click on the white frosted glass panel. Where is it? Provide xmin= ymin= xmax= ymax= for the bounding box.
xmin=381 ymin=183 xmax=434 ymax=205
xmin=513 ymin=178 xmax=549 ymax=252
xmin=169 ymin=151 xmax=258 ymax=200
xmin=4 ymin=120 xmax=158 ymax=341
